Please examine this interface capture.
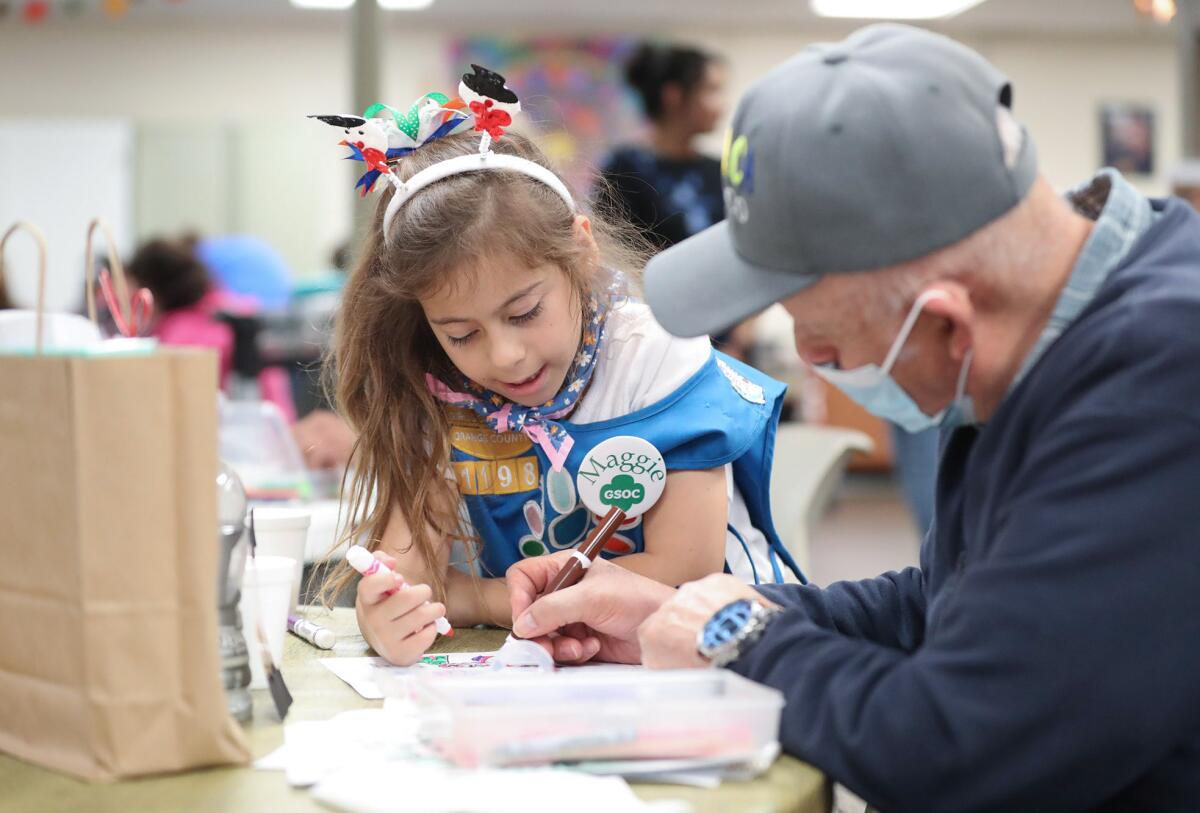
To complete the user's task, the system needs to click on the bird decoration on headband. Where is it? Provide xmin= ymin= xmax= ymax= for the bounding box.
xmin=310 ymin=66 xmax=523 ymax=196
xmin=310 ymin=64 xmax=566 ymax=244
xmin=458 ymin=64 xmax=521 ymax=150
xmin=308 ymin=91 xmax=475 ymax=196
xmin=309 ymin=114 xmax=393 ymax=181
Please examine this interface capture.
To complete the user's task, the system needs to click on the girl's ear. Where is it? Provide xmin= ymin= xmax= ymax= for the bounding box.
xmin=573 ymin=215 xmax=599 ymax=261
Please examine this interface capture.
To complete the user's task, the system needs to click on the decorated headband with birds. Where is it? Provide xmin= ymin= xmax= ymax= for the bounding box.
xmin=309 ymin=64 xmax=522 ymax=197
xmin=311 ymin=65 xmax=575 ymax=245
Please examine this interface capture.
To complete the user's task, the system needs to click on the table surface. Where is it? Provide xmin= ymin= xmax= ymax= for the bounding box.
xmin=1 ymin=608 xmax=829 ymax=813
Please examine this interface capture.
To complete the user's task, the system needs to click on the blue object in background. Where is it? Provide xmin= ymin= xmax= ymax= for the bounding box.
xmin=890 ymin=423 xmax=940 ymax=538
xmin=196 ymin=236 xmax=294 ymax=311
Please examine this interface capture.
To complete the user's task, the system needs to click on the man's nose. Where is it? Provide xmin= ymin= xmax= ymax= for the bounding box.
xmin=795 ymin=336 xmax=840 ymax=367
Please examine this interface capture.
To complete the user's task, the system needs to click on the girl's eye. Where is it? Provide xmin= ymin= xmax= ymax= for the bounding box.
xmin=510 ymin=302 xmax=543 ymax=325
xmin=447 ymin=331 xmax=477 ymax=346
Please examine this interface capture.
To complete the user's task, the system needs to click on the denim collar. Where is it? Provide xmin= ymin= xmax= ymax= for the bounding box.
xmin=1008 ymin=169 xmax=1155 ymax=392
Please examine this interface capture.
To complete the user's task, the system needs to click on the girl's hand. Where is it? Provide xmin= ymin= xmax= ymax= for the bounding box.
xmin=355 ymin=550 xmax=446 ymax=666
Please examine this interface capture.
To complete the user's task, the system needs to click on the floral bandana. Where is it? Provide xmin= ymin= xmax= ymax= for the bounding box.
xmin=426 ymin=290 xmax=613 ymax=472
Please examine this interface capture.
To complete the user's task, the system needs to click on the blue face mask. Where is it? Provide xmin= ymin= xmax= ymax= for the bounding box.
xmin=811 ymin=290 xmax=976 ymax=434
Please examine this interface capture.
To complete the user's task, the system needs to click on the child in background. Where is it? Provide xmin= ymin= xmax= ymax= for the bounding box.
xmin=315 ymin=68 xmax=802 ymax=666
xmin=126 ymin=236 xmax=295 ymax=422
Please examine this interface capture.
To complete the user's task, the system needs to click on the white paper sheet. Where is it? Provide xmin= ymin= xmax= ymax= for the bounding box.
xmin=311 ymin=763 xmax=691 ymax=813
xmin=253 ymin=701 xmax=430 ymax=787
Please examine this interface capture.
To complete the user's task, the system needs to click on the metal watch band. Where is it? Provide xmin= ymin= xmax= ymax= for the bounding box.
xmin=698 ymin=600 xmax=782 ymax=668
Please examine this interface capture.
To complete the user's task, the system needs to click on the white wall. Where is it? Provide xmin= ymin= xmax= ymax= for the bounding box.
xmin=974 ymin=33 xmax=1179 ymax=195
xmin=0 ymin=120 xmax=132 ymax=311
xmin=675 ymin=26 xmax=1180 ymax=195
xmin=0 ymin=18 xmax=1181 ymax=302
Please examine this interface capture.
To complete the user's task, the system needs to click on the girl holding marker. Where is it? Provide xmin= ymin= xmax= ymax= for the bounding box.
xmin=314 ymin=66 xmax=802 ymax=666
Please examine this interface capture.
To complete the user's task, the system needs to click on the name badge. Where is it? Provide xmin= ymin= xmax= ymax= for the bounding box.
xmin=576 ymin=435 xmax=667 ymax=518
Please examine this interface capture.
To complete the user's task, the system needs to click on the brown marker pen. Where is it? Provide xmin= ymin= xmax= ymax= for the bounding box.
xmin=543 ymin=505 xmax=626 ymax=594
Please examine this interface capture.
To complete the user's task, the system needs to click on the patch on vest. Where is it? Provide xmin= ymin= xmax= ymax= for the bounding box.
xmin=717 ymin=358 xmax=766 ymax=404
xmin=448 ymin=407 xmax=534 ymax=460
xmin=451 ymin=457 xmax=540 ymax=495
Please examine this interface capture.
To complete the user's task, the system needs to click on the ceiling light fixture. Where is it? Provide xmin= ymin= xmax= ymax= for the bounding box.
xmin=810 ymin=0 xmax=987 ymax=19
xmin=290 ymin=0 xmax=354 ymax=9
xmin=290 ymin=0 xmax=436 ymax=9
xmin=1132 ymin=0 xmax=1177 ymax=24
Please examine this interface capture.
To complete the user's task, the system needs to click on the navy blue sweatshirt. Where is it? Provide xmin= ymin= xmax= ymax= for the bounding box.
xmin=732 ymin=197 xmax=1200 ymax=812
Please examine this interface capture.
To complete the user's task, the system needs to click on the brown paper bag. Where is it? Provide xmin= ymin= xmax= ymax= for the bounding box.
xmin=0 ymin=221 xmax=250 ymax=781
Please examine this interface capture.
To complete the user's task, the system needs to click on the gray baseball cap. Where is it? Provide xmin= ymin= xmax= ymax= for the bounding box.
xmin=644 ymin=23 xmax=1038 ymax=338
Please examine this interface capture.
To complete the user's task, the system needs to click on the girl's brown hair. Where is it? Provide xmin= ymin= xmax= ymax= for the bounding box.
xmin=319 ymin=130 xmax=650 ymax=610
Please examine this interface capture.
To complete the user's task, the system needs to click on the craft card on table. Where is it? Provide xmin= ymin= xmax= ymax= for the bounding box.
xmin=321 ymin=654 xmax=640 ymax=700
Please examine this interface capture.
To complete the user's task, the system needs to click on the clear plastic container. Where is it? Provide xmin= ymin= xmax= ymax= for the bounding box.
xmin=408 ymin=668 xmax=784 ymax=768
xmin=218 ymin=398 xmax=312 ymax=501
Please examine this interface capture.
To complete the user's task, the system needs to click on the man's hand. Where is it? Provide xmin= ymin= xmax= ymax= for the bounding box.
xmin=507 ymin=552 xmax=675 ymax=665
xmin=639 ymin=574 xmax=770 ymax=669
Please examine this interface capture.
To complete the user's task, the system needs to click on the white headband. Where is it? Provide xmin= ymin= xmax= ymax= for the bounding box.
xmin=381 ymin=152 xmax=576 ymax=246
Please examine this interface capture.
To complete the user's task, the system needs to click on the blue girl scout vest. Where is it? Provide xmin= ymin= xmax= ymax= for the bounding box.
xmin=446 ymin=352 xmax=806 ymax=585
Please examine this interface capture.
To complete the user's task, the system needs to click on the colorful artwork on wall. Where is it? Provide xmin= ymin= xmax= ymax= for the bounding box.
xmin=448 ymin=37 xmax=646 ymax=194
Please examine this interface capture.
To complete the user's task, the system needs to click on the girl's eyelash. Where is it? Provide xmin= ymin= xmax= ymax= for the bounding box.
xmin=511 ymin=302 xmax=543 ymax=325
xmin=446 ymin=302 xmax=541 ymax=346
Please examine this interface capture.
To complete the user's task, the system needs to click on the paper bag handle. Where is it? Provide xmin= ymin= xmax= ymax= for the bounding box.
xmin=0 ymin=221 xmax=49 ymax=355
xmin=84 ymin=219 xmax=135 ymax=330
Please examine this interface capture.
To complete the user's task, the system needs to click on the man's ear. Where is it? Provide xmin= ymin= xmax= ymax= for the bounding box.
xmin=920 ymin=282 xmax=975 ymax=362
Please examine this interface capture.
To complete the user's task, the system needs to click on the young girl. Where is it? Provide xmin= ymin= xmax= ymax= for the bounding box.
xmin=125 ymin=235 xmax=295 ymax=422
xmin=316 ymin=67 xmax=802 ymax=666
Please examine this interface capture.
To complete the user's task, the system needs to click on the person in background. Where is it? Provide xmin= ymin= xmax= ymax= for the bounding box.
xmin=600 ymin=42 xmax=727 ymax=250
xmin=293 ymin=239 xmax=351 ymax=303
xmin=126 ymin=235 xmax=295 ymax=421
xmin=292 ymin=407 xmax=357 ymax=471
xmin=292 ymin=239 xmax=356 ymax=469
xmin=598 ymin=43 xmax=755 ymax=361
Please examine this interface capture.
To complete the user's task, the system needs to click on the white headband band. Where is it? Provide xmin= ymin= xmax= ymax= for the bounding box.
xmin=382 ymin=152 xmax=576 ymax=246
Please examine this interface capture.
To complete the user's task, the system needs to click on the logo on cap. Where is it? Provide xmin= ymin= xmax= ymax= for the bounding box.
xmin=720 ymin=128 xmax=754 ymax=224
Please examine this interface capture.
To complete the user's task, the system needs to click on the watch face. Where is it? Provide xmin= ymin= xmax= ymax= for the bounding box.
xmin=701 ymin=599 xmax=755 ymax=652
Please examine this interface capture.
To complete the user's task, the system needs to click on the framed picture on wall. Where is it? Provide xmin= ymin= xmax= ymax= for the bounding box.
xmin=1099 ymin=103 xmax=1155 ymax=176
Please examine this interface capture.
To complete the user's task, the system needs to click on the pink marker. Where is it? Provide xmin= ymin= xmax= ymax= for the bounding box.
xmin=346 ymin=545 xmax=453 ymax=636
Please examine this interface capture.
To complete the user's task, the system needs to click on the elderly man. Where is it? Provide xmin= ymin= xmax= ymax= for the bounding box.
xmin=506 ymin=23 xmax=1200 ymax=812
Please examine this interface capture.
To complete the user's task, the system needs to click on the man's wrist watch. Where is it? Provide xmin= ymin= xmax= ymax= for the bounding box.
xmin=696 ymin=597 xmax=782 ymax=667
